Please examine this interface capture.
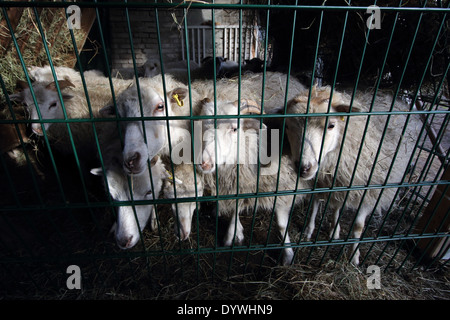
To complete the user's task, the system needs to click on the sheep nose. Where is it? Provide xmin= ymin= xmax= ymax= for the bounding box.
xmin=124 ymin=152 xmax=141 ymax=172
xmin=176 ymin=224 xmax=190 ymax=241
xmin=300 ymin=163 xmax=311 ymax=177
xmin=32 ymin=125 xmax=43 ymax=136
xmin=201 ymin=161 xmax=212 ymax=172
xmin=117 ymin=235 xmax=134 ymax=249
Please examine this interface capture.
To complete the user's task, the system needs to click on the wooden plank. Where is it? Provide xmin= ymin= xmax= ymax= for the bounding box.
xmin=77 ymin=9 xmax=96 ymax=49
xmin=414 ymin=166 xmax=450 ymax=260
xmin=0 ymin=7 xmax=25 ymax=56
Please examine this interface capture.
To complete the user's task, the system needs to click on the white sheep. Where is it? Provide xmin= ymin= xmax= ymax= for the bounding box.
xmin=285 ymin=86 xmax=421 ymax=265
xmin=28 ymin=65 xmax=81 ymax=83
xmin=197 ymin=98 xmax=310 ymax=265
xmin=90 ymin=124 xmax=168 ymax=249
xmin=99 ymin=74 xmax=201 ymax=176
xmin=9 ymin=74 xmax=133 ymax=155
xmin=191 ymin=71 xmax=306 ymax=114
xmin=27 ymin=65 xmax=104 ymax=84
xmin=162 ymin=162 xmax=204 ymax=240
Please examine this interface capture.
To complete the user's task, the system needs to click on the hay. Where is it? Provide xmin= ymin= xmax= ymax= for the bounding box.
xmin=0 ymin=167 xmax=448 ymax=300
xmin=0 ymin=134 xmax=448 ymax=300
xmin=0 ymin=7 xmax=87 ymax=99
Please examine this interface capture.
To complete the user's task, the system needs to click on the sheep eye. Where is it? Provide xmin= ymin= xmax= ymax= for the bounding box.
xmin=327 ymin=122 xmax=335 ymax=129
xmin=145 ymin=190 xmax=153 ymax=196
xmin=157 ymin=103 xmax=164 ymax=110
xmin=49 ymin=102 xmax=57 ymax=109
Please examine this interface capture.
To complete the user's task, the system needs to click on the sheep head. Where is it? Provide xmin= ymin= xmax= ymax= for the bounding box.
xmin=285 ymin=85 xmax=360 ymax=180
xmin=198 ymin=98 xmax=266 ymax=174
xmin=100 ymin=83 xmax=189 ymax=176
xmin=9 ymin=79 xmax=75 ymax=135
xmin=163 ymin=164 xmax=203 ymax=241
xmin=91 ymin=154 xmax=168 ymax=249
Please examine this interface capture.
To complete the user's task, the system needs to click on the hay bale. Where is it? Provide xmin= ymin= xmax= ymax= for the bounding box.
xmin=0 ymin=7 xmax=89 ymax=99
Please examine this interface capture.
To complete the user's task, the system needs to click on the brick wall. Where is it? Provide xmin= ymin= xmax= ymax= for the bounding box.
xmin=108 ymin=2 xmax=257 ymax=72
xmin=108 ymin=8 xmax=182 ymax=71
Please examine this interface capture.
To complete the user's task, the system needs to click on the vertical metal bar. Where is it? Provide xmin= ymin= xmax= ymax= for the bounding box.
xmin=243 ymin=0 xmax=271 ymax=274
xmin=254 ymin=26 xmax=259 ymax=59
xmin=258 ymin=0 xmax=299 ymax=267
xmin=197 ymin=28 xmax=201 ymax=65
xmin=300 ymin=8 xmax=329 ymax=265
xmin=124 ymin=5 xmax=149 ymax=251
xmin=191 ymin=28 xmax=195 ymax=64
xmin=202 ymin=28 xmax=206 ymax=61
xmin=209 ymin=0 xmax=220 ymax=282
xmin=153 ymin=5 xmax=176 ymax=277
xmin=181 ymin=7 xmax=200 ymax=283
xmin=242 ymin=26 xmax=247 ymax=60
xmin=227 ymin=4 xmax=244 ymax=279
xmin=228 ymin=28 xmax=231 ymax=59
xmin=181 ymin=28 xmax=185 ymax=60
xmin=234 ymin=27 xmax=237 ymax=61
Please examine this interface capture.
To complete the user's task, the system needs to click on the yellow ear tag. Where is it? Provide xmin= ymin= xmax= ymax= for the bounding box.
xmin=340 ymin=116 xmax=345 ymax=121
xmin=166 ymin=170 xmax=174 ymax=181
xmin=173 ymin=94 xmax=184 ymax=107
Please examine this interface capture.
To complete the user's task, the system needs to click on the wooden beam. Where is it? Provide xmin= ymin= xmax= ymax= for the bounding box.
xmin=0 ymin=6 xmax=25 ymax=56
xmin=64 ymin=7 xmax=96 ymax=69
xmin=414 ymin=166 xmax=450 ymax=261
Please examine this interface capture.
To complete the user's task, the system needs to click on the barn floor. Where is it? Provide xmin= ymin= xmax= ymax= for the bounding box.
xmin=0 ymin=138 xmax=448 ymax=300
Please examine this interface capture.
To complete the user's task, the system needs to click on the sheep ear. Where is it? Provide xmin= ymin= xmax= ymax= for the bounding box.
xmin=200 ymin=98 xmax=214 ymax=115
xmin=46 ymin=81 xmax=57 ymax=91
xmin=90 ymin=167 xmax=104 ymax=176
xmin=16 ymin=80 xmax=30 ymax=91
xmin=46 ymin=79 xmax=75 ymax=91
xmin=200 ymin=98 xmax=211 ymax=106
xmin=333 ymin=104 xmax=361 ymax=114
xmin=170 ymin=87 xmax=188 ymax=105
xmin=99 ymin=104 xmax=116 ymax=117
xmin=150 ymin=155 xmax=159 ymax=167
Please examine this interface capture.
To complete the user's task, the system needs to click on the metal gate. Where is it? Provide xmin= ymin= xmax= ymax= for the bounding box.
xmin=0 ymin=1 xmax=448 ymax=299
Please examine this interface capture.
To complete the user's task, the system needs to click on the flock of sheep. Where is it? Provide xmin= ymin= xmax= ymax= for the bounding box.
xmin=8 ymin=59 xmax=421 ymax=266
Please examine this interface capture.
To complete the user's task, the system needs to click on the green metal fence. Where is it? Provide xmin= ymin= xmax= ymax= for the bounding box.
xmin=0 ymin=1 xmax=449 ymax=298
